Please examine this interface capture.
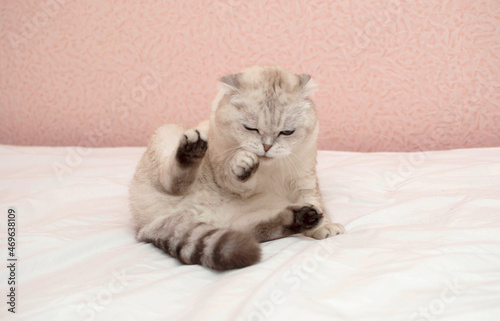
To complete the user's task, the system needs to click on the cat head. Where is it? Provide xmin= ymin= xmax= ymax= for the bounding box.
xmin=212 ymin=66 xmax=318 ymax=159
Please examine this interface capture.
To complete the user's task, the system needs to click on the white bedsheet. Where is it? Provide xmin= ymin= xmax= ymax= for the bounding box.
xmin=1 ymin=145 xmax=500 ymax=321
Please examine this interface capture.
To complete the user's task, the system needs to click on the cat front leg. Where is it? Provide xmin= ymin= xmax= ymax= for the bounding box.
xmin=230 ymin=150 xmax=259 ymax=182
xmin=210 ymin=148 xmax=260 ymax=197
xmin=248 ymin=205 xmax=323 ymax=242
xmin=217 ymin=150 xmax=259 ymax=197
xmin=294 ymin=181 xmax=346 ymax=239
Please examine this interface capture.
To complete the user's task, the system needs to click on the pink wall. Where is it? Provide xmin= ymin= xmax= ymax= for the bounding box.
xmin=1 ymin=0 xmax=499 ymax=152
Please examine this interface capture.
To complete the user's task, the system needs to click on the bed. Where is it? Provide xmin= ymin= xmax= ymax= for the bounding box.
xmin=1 ymin=144 xmax=499 ymax=320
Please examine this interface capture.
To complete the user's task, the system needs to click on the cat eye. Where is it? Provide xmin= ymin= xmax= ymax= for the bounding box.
xmin=279 ymin=130 xmax=295 ymax=136
xmin=243 ymin=125 xmax=259 ymax=133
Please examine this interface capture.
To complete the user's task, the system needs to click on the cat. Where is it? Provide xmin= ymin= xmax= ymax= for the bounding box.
xmin=129 ymin=66 xmax=345 ymax=271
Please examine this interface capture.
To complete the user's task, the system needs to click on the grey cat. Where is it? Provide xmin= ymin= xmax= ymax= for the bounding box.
xmin=129 ymin=66 xmax=345 ymax=270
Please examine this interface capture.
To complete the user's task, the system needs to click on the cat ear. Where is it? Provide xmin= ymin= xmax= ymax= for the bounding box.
xmin=219 ymin=73 xmax=241 ymax=94
xmin=296 ymin=74 xmax=316 ymax=97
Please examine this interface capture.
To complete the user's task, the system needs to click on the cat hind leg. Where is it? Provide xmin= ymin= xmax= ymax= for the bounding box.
xmin=151 ymin=125 xmax=208 ymax=195
xmin=176 ymin=129 xmax=208 ymax=167
xmin=235 ymin=205 xmax=324 ymax=243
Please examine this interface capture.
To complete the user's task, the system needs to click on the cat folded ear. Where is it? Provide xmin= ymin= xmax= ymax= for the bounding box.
xmin=219 ymin=73 xmax=241 ymax=95
xmin=296 ymin=74 xmax=316 ymax=97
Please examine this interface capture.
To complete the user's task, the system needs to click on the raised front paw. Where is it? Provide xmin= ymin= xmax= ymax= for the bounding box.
xmin=287 ymin=205 xmax=323 ymax=234
xmin=176 ymin=129 xmax=208 ymax=167
xmin=231 ymin=150 xmax=259 ymax=181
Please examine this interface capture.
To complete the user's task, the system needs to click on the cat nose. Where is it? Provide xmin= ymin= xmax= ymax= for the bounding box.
xmin=263 ymin=144 xmax=272 ymax=152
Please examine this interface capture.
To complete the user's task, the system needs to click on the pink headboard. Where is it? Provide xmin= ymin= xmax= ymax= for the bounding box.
xmin=1 ymin=0 xmax=499 ymax=151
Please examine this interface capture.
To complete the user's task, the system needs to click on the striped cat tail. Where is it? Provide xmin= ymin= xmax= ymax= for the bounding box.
xmin=137 ymin=212 xmax=261 ymax=270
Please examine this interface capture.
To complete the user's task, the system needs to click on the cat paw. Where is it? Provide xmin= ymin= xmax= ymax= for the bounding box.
xmin=305 ymin=222 xmax=345 ymax=239
xmin=287 ymin=205 xmax=323 ymax=233
xmin=231 ymin=150 xmax=259 ymax=181
xmin=176 ymin=129 xmax=208 ymax=166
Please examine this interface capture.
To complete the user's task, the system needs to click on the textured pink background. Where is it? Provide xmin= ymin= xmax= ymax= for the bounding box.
xmin=1 ymin=0 xmax=499 ymax=152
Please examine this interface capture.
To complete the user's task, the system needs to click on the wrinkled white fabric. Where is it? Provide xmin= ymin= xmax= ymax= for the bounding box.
xmin=1 ymin=145 xmax=499 ymax=320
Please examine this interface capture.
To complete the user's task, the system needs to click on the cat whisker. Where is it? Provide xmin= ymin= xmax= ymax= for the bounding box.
xmin=283 ymin=156 xmax=301 ymax=178
xmin=288 ymin=151 xmax=307 ymax=168
xmin=216 ymin=145 xmax=241 ymax=159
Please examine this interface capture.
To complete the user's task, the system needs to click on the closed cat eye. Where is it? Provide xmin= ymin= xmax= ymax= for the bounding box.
xmin=279 ymin=130 xmax=295 ymax=136
xmin=243 ymin=124 xmax=259 ymax=133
